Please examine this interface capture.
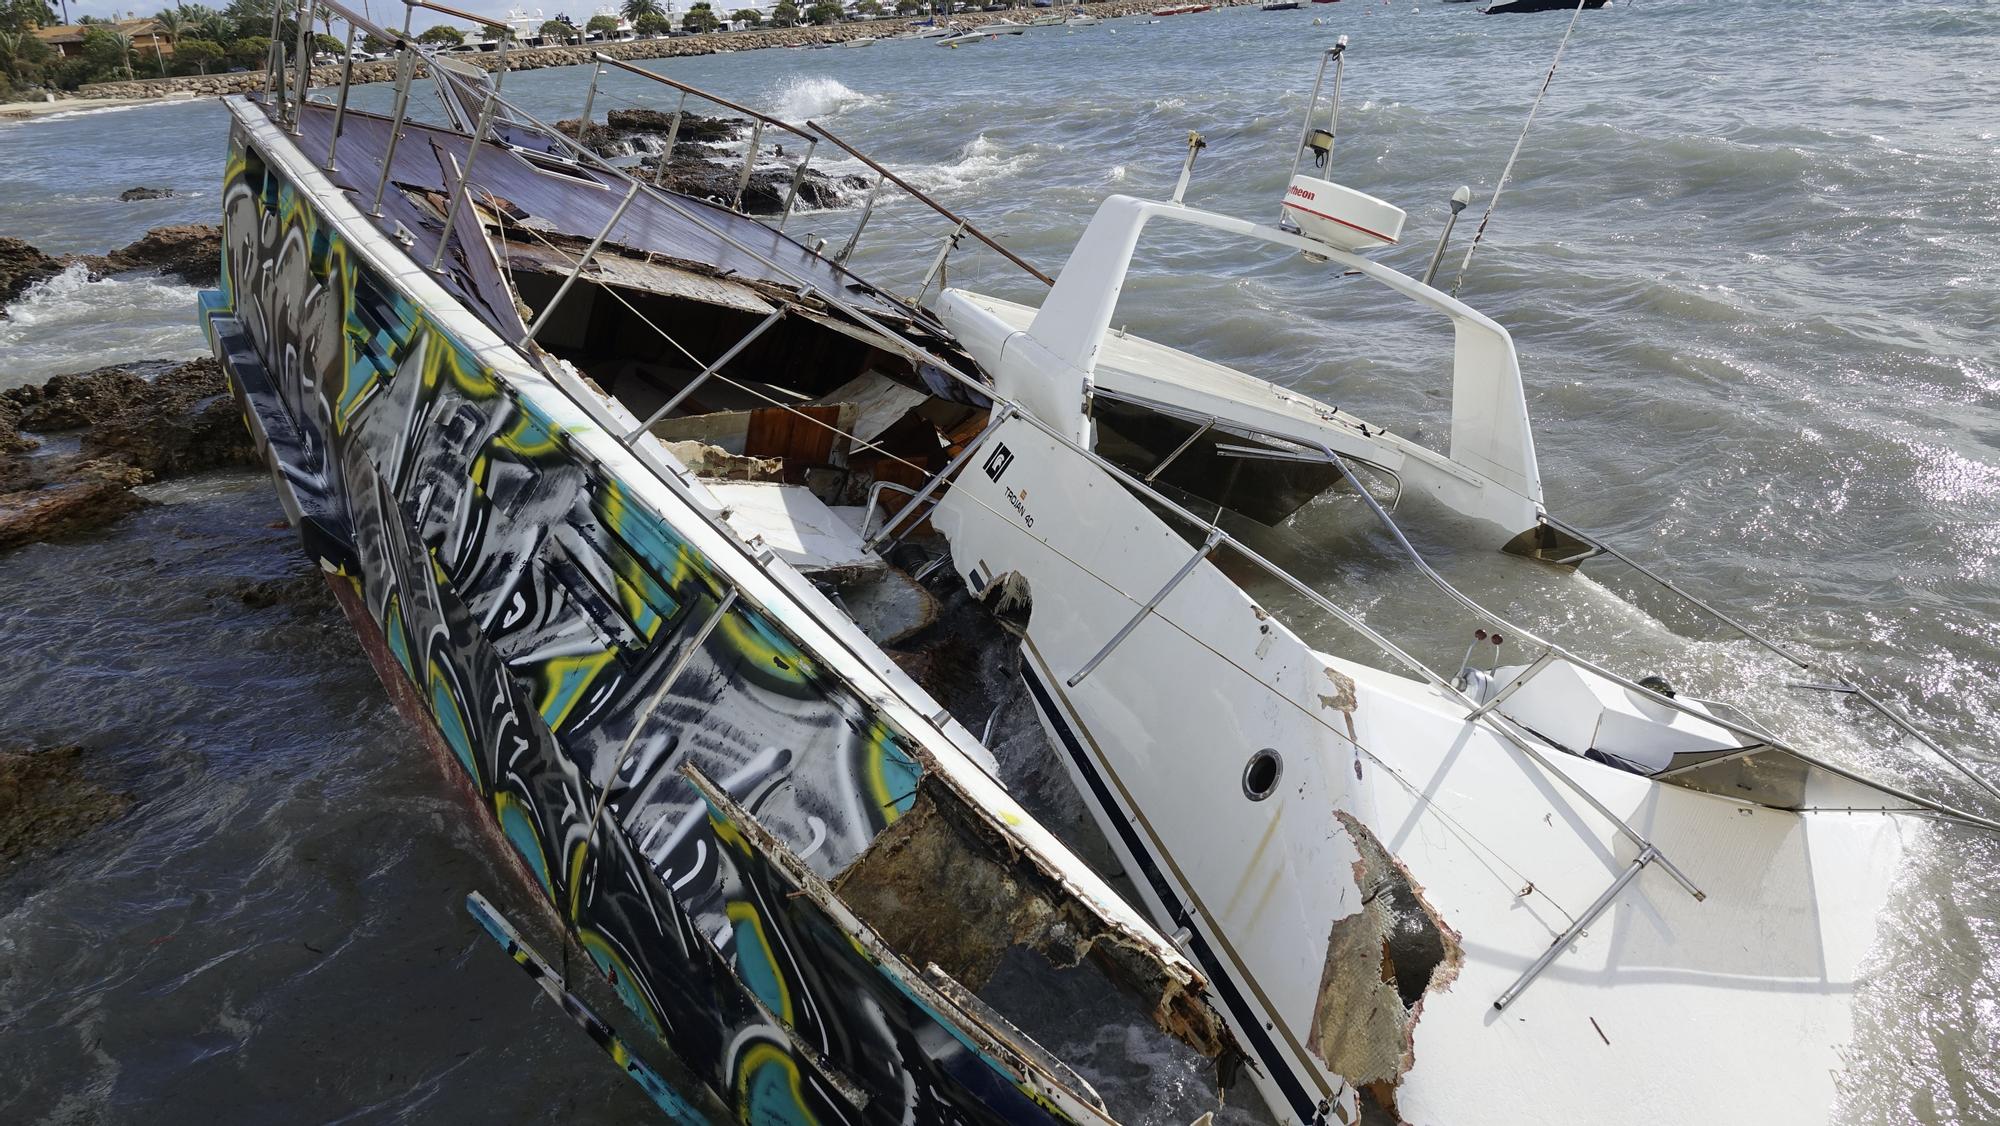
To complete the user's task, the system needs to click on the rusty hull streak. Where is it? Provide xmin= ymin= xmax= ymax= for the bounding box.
xmin=680 ymin=764 xmax=1116 ymax=1122
xmin=833 ymin=773 xmax=1237 ymax=1061
xmin=1309 ymin=810 xmax=1463 ymax=1120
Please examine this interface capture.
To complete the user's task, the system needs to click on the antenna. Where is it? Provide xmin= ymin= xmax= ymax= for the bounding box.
xmin=1280 ymin=34 xmax=1348 ymax=224
xmin=1452 ymin=0 xmax=1590 ymax=295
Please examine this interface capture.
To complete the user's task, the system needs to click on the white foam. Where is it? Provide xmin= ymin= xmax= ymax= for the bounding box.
xmin=767 ymin=76 xmax=878 ymax=122
xmin=904 ymin=133 xmax=1033 ymax=194
xmin=0 ymin=264 xmax=206 ymax=390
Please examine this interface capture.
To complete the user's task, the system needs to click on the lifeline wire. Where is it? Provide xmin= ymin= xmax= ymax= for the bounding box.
xmin=1450 ymin=0 xmax=1590 ymax=297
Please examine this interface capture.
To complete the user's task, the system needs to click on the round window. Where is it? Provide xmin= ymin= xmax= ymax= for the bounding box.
xmin=1242 ymin=749 xmax=1283 ymax=801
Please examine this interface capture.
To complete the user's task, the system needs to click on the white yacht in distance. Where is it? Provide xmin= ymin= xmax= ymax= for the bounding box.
xmin=939 ymin=19 xmax=1028 ymax=44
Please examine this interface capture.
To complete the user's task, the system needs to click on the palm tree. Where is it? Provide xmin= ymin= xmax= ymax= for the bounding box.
xmin=154 ymin=7 xmax=187 ymax=47
xmin=110 ymin=29 xmax=134 ymax=78
xmin=621 ymin=0 xmax=661 ymax=19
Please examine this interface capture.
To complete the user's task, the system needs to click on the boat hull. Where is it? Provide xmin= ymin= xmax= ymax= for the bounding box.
xmin=198 ymin=105 xmax=1106 ymax=1126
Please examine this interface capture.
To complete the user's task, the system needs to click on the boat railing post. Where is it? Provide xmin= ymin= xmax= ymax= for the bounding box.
xmin=732 ymin=118 xmax=765 ymax=212
xmin=521 ymin=181 xmax=643 ymax=342
xmin=833 ymin=172 xmax=886 ymax=265
xmin=1068 ymin=527 xmax=1225 ymax=689
xmin=777 ymin=137 xmax=817 ymax=230
xmin=430 ymin=91 xmax=499 ymax=271
xmin=911 ymin=219 xmax=967 ymax=305
xmin=622 ymin=306 xmax=792 ymax=443
xmin=324 ymin=21 xmax=357 ymax=172
xmin=1492 ymin=845 xmax=1657 ymax=1012
xmin=289 ymin=0 xmax=314 ymax=135
xmin=650 ymin=91 xmax=688 ymax=186
xmin=265 ymin=3 xmax=285 ymax=115
xmin=575 ymin=62 xmax=603 ymax=142
xmin=369 ymin=44 xmax=417 ymax=217
xmin=861 ymin=403 xmax=1016 ymax=555
xmin=492 ymin=26 xmax=509 ymax=92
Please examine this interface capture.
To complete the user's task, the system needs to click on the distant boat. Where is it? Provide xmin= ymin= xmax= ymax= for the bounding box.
xmin=1310 ymin=0 xmax=1341 ymax=6
xmin=1262 ymin=0 xmax=1302 ymax=8
xmin=1150 ymin=2 xmax=1211 ymax=14
xmin=1064 ymin=11 xmax=1102 ymax=25
xmin=843 ymin=34 xmax=878 ymax=46
xmin=938 ymin=19 xmax=1028 ymax=44
xmin=1483 ymin=0 xmax=1605 ymax=10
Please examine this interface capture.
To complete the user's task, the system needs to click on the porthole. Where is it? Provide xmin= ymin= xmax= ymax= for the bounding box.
xmin=1242 ymin=749 xmax=1282 ymax=801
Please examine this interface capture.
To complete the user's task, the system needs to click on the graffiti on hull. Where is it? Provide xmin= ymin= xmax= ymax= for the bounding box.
xmin=204 ymin=130 xmax=1075 ymax=1125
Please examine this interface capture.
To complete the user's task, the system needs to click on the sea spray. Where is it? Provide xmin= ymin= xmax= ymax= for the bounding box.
xmin=0 ymin=265 xmax=206 ymax=390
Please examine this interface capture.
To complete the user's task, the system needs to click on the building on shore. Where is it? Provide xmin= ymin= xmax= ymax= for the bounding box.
xmin=32 ymin=18 xmax=174 ymax=60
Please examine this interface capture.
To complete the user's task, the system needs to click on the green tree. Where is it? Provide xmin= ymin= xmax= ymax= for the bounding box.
xmin=225 ymin=0 xmax=283 ymax=42
xmin=0 ymin=28 xmax=53 ymax=97
xmin=894 ymin=0 xmax=917 ymax=13
xmin=806 ymin=0 xmax=840 ymax=23
xmin=632 ymin=10 xmax=668 ymax=35
xmin=620 ymin=0 xmax=659 ymax=18
xmin=537 ymin=16 xmax=576 ymax=43
xmin=772 ymin=0 xmax=798 ymax=22
xmin=360 ymin=31 xmax=392 ymax=53
xmin=174 ymin=34 xmax=222 ymax=72
xmin=584 ymin=12 xmax=617 ymax=36
xmin=415 ymin=24 xmax=462 ymax=45
xmin=153 ymin=7 xmax=187 ymax=46
xmin=680 ymin=2 xmax=718 ymax=31
xmin=227 ymin=32 xmax=268 ymax=67
xmin=79 ymin=25 xmax=134 ymax=79
xmin=731 ymin=7 xmax=760 ymax=25
xmin=852 ymin=0 xmax=881 ymax=14
xmin=0 ymin=0 xmax=55 ymax=34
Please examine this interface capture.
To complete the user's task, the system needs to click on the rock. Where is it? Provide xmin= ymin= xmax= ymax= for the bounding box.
xmin=0 ymin=461 xmax=148 ymax=552
xmin=3 ymin=363 xmax=151 ymax=432
xmin=553 ymin=111 xmax=867 ymax=215
xmin=0 ymin=235 xmax=65 ymax=315
xmin=80 ymin=358 xmax=256 ymax=477
xmin=0 ymin=358 xmax=256 ymax=552
xmin=76 ymin=223 xmax=222 ymax=287
xmin=119 ymin=186 xmax=176 ymax=201
xmin=0 ymin=744 xmax=134 ymax=871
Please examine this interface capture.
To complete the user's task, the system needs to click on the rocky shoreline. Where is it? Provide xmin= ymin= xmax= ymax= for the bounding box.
xmin=1 ymin=223 xmax=248 ymax=553
xmin=0 ymin=224 xmax=221 ymax=311
xmin=36 ymin=0 xmax=1260 ymax=108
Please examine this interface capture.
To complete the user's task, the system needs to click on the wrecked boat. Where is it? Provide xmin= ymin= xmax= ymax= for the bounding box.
xmin=198 ymin=3 xmax=1237 ymax=1121
xmin=915 ymin=43 xmax=2000 ymax=1126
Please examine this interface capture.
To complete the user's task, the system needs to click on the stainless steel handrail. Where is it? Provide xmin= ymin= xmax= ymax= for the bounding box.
xmin=809 ymin=122 xmax=1056 ymax=287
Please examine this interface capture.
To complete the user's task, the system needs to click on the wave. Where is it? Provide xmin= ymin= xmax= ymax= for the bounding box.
xmin=0 ymin=264 xmax=207 ymax=390
xmin=767 ymin=76 xmax=878 ymax=122
xmin=903 ymin=133 xmax=1034 ymax=194
xmin=17 ymin=97 xmax=196 ymax=127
